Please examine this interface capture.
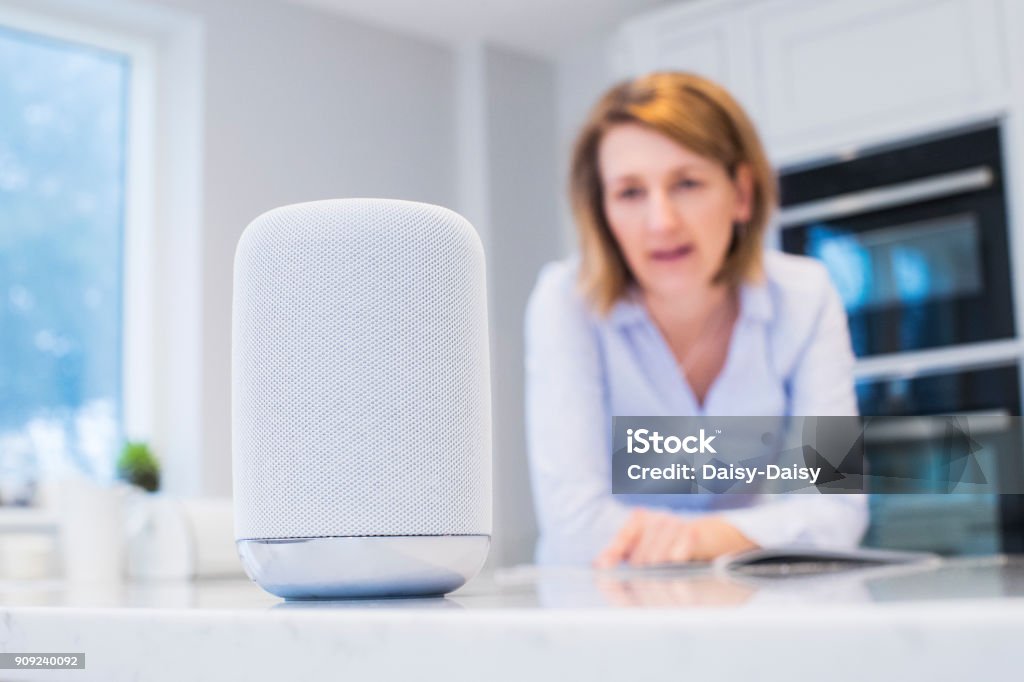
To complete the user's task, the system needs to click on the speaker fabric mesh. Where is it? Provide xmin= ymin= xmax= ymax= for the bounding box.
xmin=232 ymin=199 xmax=492 ymax=540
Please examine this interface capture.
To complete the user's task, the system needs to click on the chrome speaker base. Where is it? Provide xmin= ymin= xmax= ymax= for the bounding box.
xmin=236 ymin=535 xmax=490 ymax=599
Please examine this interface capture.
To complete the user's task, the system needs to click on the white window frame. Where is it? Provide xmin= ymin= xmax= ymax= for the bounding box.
xmin=0 ymin=0 xmax=205 ymax=495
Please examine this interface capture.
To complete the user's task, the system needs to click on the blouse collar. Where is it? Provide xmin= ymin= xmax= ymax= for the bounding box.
xmin=606 ymin=278 xmax=774 ymax=329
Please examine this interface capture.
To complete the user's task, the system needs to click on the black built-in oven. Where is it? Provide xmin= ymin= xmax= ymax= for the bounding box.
xmin=779 ymin=125 xmax=1013 ymax=358
xmin=779 ymin=124 xmax=1022 ymax=554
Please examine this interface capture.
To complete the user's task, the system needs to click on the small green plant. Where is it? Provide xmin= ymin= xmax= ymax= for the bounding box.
xmin=117 ymin=441 xmax=160 ymax=492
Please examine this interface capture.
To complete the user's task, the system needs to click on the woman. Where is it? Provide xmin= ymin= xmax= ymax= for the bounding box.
xmin=524 ymin=72 xmax=867 ymax=567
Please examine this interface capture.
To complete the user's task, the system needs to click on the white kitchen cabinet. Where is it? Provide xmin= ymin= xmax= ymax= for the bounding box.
xmin=749 ymin=0 xmax=1007 ymax=162
xmin=611 ymin=0 xmax=761 ymax=126
xmin=614 ymin=0 xmax=1010 ymax=166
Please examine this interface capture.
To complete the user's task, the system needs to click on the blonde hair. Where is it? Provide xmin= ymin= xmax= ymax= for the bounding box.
xmin=569 ymin=71 xmax=777 ymax=314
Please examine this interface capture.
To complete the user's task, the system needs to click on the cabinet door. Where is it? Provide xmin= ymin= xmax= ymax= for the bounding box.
xmin=749 ymin=0 xmax=1007 ymax=160
xmin=613 ymin=2 xmax=761 ymax=123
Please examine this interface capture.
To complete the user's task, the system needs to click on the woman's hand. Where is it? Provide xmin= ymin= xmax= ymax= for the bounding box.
xmin=593 ymin=509 xmax=758 ymax=568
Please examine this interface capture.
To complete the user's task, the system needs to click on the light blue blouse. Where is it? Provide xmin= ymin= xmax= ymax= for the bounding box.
xmin=524 ymin=250 xmax=868 ymax=565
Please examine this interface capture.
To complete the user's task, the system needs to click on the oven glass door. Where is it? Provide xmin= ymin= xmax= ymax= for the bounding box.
xmin=781 ymin=189 xmax=1013 ymax=357
xmin=779 ymin=125 xmax=1013 ymax=357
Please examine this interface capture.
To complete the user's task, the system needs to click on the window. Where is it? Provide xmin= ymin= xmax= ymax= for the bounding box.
xmin=0 ymin=23 xmax=130 ymax=492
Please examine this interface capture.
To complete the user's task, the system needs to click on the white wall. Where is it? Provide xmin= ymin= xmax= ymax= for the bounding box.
xmin=141 ymin=0 xmax=460 ymax=495
xmin=482 ymin=45 xmax=562 ymax=566
xmin=554 ymin=34 xmax=617 ymax=253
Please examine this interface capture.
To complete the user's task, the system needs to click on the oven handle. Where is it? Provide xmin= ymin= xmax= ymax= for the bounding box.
xmin=862 ymin=410 xmax=1011 ymax=444
xmin=779 ymin=166 xmax=994 ymax=228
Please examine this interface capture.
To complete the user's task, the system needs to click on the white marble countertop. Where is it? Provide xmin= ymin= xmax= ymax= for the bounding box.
xmin=0 ymin=555 xmax=1022 ymax=681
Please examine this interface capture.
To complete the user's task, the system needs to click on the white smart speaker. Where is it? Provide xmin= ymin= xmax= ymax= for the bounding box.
xmin=232 ymin=198 xmax=492 ymax=599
